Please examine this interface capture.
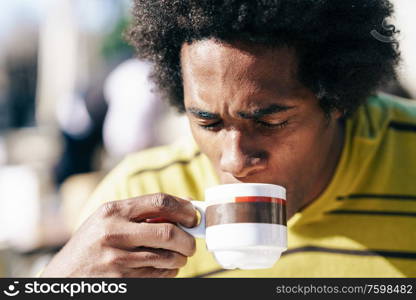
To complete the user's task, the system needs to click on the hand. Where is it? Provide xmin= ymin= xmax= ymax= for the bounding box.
xmin=41 ymin=193 xmax=198 ymax=277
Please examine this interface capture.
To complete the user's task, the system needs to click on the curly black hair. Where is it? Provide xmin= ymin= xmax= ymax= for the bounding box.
xmin=127 ymin=0 xmax=400 ymax=116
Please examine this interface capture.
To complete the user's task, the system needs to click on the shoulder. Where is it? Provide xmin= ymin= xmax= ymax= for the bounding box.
xmin=120 ymin=137 xmax=201 ymax=175
xmin=74 ymin=137 xmax=216 ymax=230
xmin=365 ymin=92 xmax=416 ymax=126
xmin=96 ymin=136 xmax=203 ymax=199
xmin=119 ymin=139 xmax=203 ymax=192
xmin=349 ymin=93 xmax=416 ymax=140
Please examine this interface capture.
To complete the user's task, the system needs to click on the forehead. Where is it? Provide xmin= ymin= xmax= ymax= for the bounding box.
xmin=180 ymin=39 xmax=311 ymax=111
xmin=180 ymin=39 xmax=301 ymax=93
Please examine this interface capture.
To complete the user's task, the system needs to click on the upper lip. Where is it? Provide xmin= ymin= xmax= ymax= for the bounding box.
xmin=232 ymin=169 xmax=264 ymax=180
xmin=227 ymin=173 xmax=268 ymax=183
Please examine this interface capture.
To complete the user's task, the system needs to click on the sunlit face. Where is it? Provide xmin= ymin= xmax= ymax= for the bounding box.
xmin=181 ymin=39 xmax=344 ymax=215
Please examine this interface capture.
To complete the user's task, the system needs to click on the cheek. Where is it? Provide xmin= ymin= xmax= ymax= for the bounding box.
xmin=265 ymin=137 xmax=299 ymax=178
xmin=266 ymin=124 xmax=325 ymax=174
xmin=189 ymin=123 xmax=221 ymax=160
xmin=278 ymin=121 xmax=334 ymax=176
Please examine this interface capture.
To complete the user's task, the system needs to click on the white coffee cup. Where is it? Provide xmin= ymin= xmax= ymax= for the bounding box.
xmin=180 ymin=183 xmax=287 ymax=270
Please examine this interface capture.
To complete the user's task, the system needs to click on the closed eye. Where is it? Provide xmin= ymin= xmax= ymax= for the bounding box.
xmin=198 ymin=120 xmax=288 ymax=131
xmin=198 ymin=120 xmax=223 ymax=131
xmin=255 ymin=120 xmax=288 ymax=129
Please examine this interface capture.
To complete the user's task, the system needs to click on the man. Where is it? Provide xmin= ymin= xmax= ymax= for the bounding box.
xmin=41 ymin=0 xmax=416 ymax=277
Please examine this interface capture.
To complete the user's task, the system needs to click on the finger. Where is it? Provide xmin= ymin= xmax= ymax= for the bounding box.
xmin=123 ymin=267 xmax=179 ymax=278
xmin=136 ymin=223 xmax=197 ymax=256
xmin=112 ymin=248 xmax=187 ymax=269
xmin=99 ymin=194 xmax=198 ymax=228
xmin=103 ymin=222 xmax=196 ymax=257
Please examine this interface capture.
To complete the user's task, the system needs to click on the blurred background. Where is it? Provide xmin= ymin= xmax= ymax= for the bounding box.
xmin=0 ymin=0 xmax=191 ymax=277
xmin=0 ymin=0 xmax=414 ymax=277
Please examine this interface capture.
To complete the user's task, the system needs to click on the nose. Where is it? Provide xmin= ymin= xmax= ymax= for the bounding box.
xmin=219 ymin=130 xmax=268 ymax=178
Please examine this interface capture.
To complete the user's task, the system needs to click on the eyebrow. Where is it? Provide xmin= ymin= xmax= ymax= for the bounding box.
xmin=238 ymin=104 xmax=295 ymax=119
xmin=187 ymin=104 xmax=295 ymax=120
xmin=187 ymin=108 xmax=220 ymax=120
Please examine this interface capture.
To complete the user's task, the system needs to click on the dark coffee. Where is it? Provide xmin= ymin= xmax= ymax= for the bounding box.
xmin=205 ymin=202 xmax=286 ymax=227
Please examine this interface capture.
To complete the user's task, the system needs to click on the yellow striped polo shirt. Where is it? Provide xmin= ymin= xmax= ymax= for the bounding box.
xmin=76 ymin=93 xmax=416 ymax=277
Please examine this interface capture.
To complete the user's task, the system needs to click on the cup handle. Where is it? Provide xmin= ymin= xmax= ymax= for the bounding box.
xmin=178 ymin=200 xmax=207 ymax=238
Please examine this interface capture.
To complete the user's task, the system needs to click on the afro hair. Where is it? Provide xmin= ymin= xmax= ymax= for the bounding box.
xmin=127 ymin=0 xmax=400 ymax=116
